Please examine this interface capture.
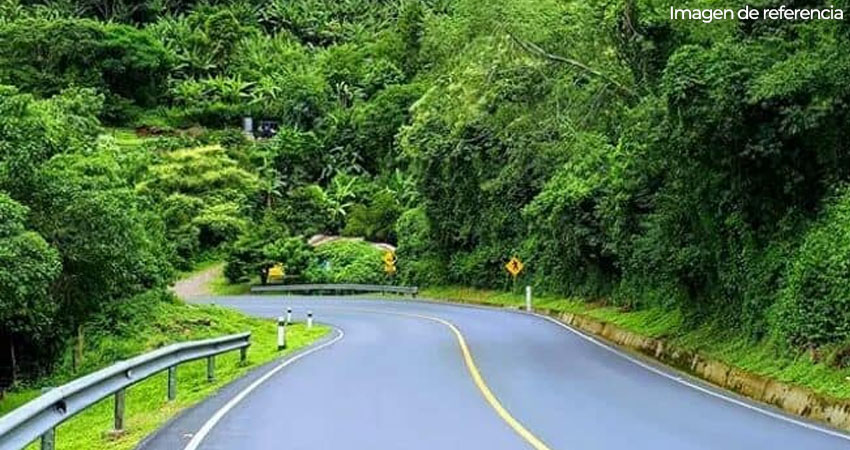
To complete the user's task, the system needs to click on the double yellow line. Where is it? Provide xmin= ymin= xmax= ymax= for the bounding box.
xmin=334 ymin=307 xmax=552 ymax=450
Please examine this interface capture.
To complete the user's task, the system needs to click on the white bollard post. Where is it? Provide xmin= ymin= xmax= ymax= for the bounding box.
xmin=286 ymin=307 xmax=292 ymax=325
xmin=525 ymin=285 xmax=532 ymax=312
xmin=277 ymin=317 xmax=287 ymax=350
xmin=307 ymin=311 xmax=313 ymax=329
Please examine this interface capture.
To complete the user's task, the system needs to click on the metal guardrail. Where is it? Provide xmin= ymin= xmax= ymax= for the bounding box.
xmin=0 ymin=332 xmax=251 ymax=450
xmin=251 ymin=283 xmax=418 ymax=296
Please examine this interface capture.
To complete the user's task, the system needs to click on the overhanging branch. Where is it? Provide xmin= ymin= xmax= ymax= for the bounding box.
xmin=508 ymin=32 xmax=637 ymax=98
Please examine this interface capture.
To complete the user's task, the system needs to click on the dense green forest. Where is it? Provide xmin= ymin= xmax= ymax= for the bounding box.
xmin=3 ymin=0 xmax=850 ymax=386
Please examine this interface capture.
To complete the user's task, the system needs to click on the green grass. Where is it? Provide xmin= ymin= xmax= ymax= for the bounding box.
xmin=1 ymin=296 xmax=329 ymax=450
xmin=176 ymin=257 xmax=223 ymax=279
xmin=105 ymin=128 xmax=146 ymax=149
xmin=421 ymin=286 xmax=850 ymax=400
xmin=209 ymin=270 xmax=253 ymax=296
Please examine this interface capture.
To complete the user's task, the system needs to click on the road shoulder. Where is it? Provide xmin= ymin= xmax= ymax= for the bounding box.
xmin=135 ymin=328 xmax=342 ymax=450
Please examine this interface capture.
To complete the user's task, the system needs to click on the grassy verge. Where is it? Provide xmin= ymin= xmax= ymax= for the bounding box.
xmin=209 ymin=269 xmax=253 ymax=296
xmin=176 ymin=257 xmax=223 ymax=280
xmin=0 ymin=293 xmax=328 ymax=450
xmin=421 ymin=286 xmax=850 ymax=400
xmin=105 ymin=128 xmax=146 ymax=149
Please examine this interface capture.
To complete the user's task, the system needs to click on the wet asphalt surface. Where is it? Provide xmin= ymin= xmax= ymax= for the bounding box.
xmin=137 ymin=296 xmax=850 ymax=450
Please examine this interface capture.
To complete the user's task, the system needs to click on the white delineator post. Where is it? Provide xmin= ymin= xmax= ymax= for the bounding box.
xmin=525 ymin=285 xmax=532 ymax=312
xmin=286 ymin=307 xmax=292 ymax=325
xmin=277 ymin=317 xmax=287 ymax=350
xmin=307 ymin=311 xmax=313 ymax=329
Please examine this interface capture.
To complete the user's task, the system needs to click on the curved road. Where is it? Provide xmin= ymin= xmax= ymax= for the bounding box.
xmin=139 ymin=296 xmax=850 ymax=450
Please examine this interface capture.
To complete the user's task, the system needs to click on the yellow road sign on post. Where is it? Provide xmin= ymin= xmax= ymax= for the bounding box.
xmin=383 ymin=251 xmax=396 ymax=265
xmin=268 ymin=263 xmax=285 ymax=282
xmin=384 ymin=251 xmax=397 ymax=275
xmin=505 ymin=257 xmax=524 ymax=277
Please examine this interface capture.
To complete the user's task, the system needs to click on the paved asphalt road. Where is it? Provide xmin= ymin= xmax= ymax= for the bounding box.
xmin=138 ymin=296 xmax=850 ymax=450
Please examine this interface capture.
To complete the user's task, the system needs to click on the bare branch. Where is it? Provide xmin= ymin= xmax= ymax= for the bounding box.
xmin=507 ymin=31 xmax=637 ymax=98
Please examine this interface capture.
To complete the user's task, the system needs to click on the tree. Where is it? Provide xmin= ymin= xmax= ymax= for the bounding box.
xmin=397 ymin=0 xmax=424 ymax=76
xmin=0 ymin=18 xmax=172 ymax=121
xmin=137 ymin=144 xmax=260 ymax=266
xmin=32 ymin=151 xmax=173 ymax=369
xmin=225 ymin=218 xmax=314 ymax=285
xmin=0 ymin=193 xmax=60 ymax=385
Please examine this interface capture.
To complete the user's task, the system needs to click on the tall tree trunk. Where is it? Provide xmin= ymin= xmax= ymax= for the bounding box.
xmin=74 ymin=325 xmax=84 ymax=373
xmin=9 ymin=338 xmax=17 ymax=387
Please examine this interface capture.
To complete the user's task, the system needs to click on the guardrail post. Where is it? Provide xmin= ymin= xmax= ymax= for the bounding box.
xmin=307 ymin=311 xmax=313 ymax=329
xmin=167 ymin=366 xmax=177 ymax=401
xmin=277 ymin=317 xmax=287 ymax=350
xmin=525 ymin=285 xmax=532 ymax=312
xmin=41 ymin=427 xmax=54 ymax=450
xmin=207 ymin=356 xmax=216 ymax=382
xmin=41 ymin=387 xmax=56 ymax=450
xmin=286 ymin=307 xmax=292 ymax=325
xmin=113 ymin=388 xmax=126 ymax=432
xmin=240 ymin=345 xmax=248 ymax=363
xmin=40 ymin=387 xmax=55 ymax=450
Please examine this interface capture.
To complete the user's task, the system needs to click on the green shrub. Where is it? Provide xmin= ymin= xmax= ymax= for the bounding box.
xmin=449 ymin=246 xmax=508 ymax=289
xmin=0 ymin=18 xmax=172 ymax=121
xmin=278 ymin=185 xmax=334 ymax=236
xmin=342 ymin=190 xmax=402 ymax=243
xmin=305 ymin=240 xmax=387 ymax=284
xmin=193 ymin=202 xmax=248 ymax=248
xmin=395 ymin=207 xmax=447 ymax=285
xmin=775 ymin=188 xmax=850 ymax=348
xmin=224 ymin=215 xmax=314 ymax=284
xmin=522 ymin=133 xmax=622 ymax=298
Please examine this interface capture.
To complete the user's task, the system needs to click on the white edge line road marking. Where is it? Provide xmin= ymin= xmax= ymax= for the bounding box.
xmin=382 ymin=295 xmax=850 ymax=441
xmin=184 ymin=327 xmax=345 ymax=450
xmin=532 ymin=312 xmax=850 ymax=442
xmin=199 ymin=297 xmax=850 ymax=443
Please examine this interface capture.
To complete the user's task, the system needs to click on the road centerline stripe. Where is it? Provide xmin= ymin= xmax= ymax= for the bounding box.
xmin=326 ymin=306 xmax=553 ymax=450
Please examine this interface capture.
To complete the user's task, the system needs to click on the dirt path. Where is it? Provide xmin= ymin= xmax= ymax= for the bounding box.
xmin=171 ymin=264 xmax=223 ymax=299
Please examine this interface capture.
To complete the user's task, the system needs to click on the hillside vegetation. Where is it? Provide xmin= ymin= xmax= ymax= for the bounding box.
xmin=3 ymin=0 xmax=850 ymax=388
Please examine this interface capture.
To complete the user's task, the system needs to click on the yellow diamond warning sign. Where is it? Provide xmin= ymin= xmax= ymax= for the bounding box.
xmin=505 ymin=257 xmax=524 ymax=277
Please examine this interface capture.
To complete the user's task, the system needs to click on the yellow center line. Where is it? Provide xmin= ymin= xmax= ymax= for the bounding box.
xmin=326 ymin=306 xmax=553 ymax=450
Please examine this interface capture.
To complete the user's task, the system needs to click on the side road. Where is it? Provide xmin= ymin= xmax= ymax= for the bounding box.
xmin=171 ymin=264 xmax=223 ymax=299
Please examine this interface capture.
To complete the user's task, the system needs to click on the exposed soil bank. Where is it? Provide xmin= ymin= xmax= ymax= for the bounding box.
xmin=171 ymin=264 xmax=223 ymax=299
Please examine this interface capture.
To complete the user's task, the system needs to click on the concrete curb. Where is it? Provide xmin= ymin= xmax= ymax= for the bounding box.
xmin=432 ymin=296 xmax=850 ymax=432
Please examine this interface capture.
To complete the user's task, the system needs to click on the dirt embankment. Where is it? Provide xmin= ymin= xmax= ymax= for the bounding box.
xmin=171 ymin=264 xmax=223 ymax=299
